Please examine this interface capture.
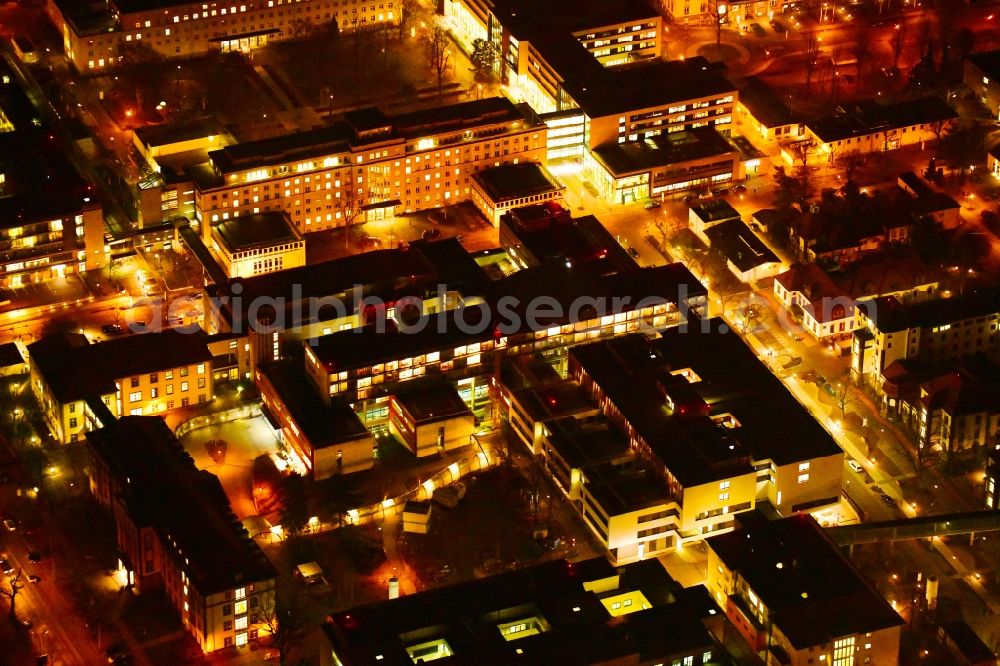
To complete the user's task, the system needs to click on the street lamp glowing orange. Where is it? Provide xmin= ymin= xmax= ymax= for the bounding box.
xmin=125 ymin=108 xmax=134 ymax=118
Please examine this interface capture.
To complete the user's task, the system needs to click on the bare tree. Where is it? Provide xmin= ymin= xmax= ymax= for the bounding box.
xmin=837 ymin=152 xmax=866 ymax=183
xmin=258 ymin=590 xmax=305 ymax=666
xmin=805 ymin=34 xmax=821 ymax=92
xmin=423 ymin=24 xmax=452 ymax=102
xmin=0 ymin=570 xmax=25 ymax=621
xmin=708 ymin=0 xmax=729 ymax=48
xmin=737 ymin=303 xmax=763 ymax=335
xmin=832 ymin=382 xmax=855 ymax=418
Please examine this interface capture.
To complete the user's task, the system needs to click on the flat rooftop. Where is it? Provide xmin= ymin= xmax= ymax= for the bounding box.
xmin=134 ymin=116 xmax=232 ymax=149
xmin=307 ymin=262 xmax=706 ymax=371
xmin=708 ymin=512 xmax=903 ymax=649
xmin=543 ymin=415 xmax=632 ymax=471
xmin=0 ymin=342 xmax=24 ymax=368
xmin=592 ymin=127 xmax=737 ymax=176
xmin=472 ymin=163 xmax=564 ymax=203
xmin=569 ymin=320 xmax=842 ymax=487
xmin=87 ymin=416 xmax=276 ymax=594
xmin=258 ymin=360 xmax=369 ymax=448
xmin=206 ymin=237 xmax=489 ymax=325
xmin=737 ymin=76 xmax=805 ymax=128
xmin=322 ymin=556 xmax=723 ymax=665
xmin=807 ymin=96 xmax=956 ymax=144
xmin=703 ymin=219 xmax=780 ymax=273
xmin=857 ymin=286 xmax=1000 ymax=333
xmin=501 ymin=211 xmax=638 ymax=273
xmin=392 ymin=380 xmax=472 ymax=424
xmin=212 ymin=211 xmax=301 ymax=254
xmin=0 ymin=65 xmax=95 ymax=227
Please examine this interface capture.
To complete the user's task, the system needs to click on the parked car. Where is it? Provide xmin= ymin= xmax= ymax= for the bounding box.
xmin=697 ymin=191 xmax=714 ymax=200
xmin=712 ymin=187 xmax=730 ymax=197
xmin=100 ymin=324 xmax=123 ymax=336
xmin=28 ymin=574 xmax=41 ymax=584
xmin=880 ymin=493 xmax=896 ymax=507
xmin=643 ymin=200 xmax=661 ymax=209
xmin=750 ymin=23 xmax=766 ymax=36
xmin=27 ymin=551 xmax=41 ymax=563
xmin=847 ymin=459 xmax=863 ymax=473
xmin=421 ymin=228 xmax=443 ymax=240
xmin=628 ymin=247 xmax=640 ymax=258
xmin=0 ymin=559 xmax=13 ymax=575
xmin=732 ymin=184 xmax=747 ymax=194
xmin=770 ymin=18 xmax=787 ymax=32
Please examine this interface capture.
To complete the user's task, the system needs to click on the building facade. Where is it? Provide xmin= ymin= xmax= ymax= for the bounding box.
xmin=28 ymin=329 xmax=214 ymax=443
xmin=195 ymin=98 xmax=546 ymax=235
xmin=851 ymin=288 xmax=1000 ymax=386
xmin=87 ymin=417 xmax=277 ymax=653
xmin=47 ymin=0 xmax=398 ymax=73
xmin=706 ymin=513 xmax=903 ymax=666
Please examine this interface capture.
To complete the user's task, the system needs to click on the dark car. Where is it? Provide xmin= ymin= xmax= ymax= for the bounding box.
xmin=643 ymin=201 xmax=661 ymax=209
xmin=712 ymin=187 xmax=730 ymax=197
xmin=0 ymin=559 xmax=13 ymax=575
xmin=750 ymin=23 xmax=766 ymax=37
xmin=27 ymin=551 xmax=41 ymax=564
xmin=880 ymin=493 xmax=896 ymax=507
xmin=101 ymin=324 xmax=123 ymax=336
xmin=732 ymin=184 xmax=747 ymax=194
xmin=770 ymin=19 xmax=787 ymax=32
xmin=628 ymin=247 xmax=640 ymax=258
xmin=421 ymin=228 xmax=442 ymax=240
xmin=28 ymin=574 xmax=41 ymax=584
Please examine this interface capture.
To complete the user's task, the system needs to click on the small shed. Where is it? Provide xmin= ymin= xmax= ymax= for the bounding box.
xmin=402 ymin=500 xmax=432 ymax=534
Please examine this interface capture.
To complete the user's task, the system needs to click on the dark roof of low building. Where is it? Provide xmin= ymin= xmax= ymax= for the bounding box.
xmin=86 ymin=417 xmax=275 ymax=594
xmin=500 ymin=211 xmax=638 ymax=273
xmin=28 ymin=329 xmax=212 ymax=403
xmin=737 ymin=76 xmax=805 ymax=127
xmin=472 ymin=163 xmax=564 ymax=203
xmin=707 ymin=513 xmax=904 ymax=650
xmin=321 ymin=556 xmax=722 ymax=666
xmin=568 ymin=321 xmax=842 ymax=487
xmin=212 ymin=211 xmax=302 ymax=253
xmin=258 ymin=360 xmax=369 ymax=449
xmin=897 ymin=171 xmax=933 ymax=197
xmin=690 ymin=199 xmax=741 ymax=224
xmin=133 ymin=117 xmax=231 ymax=149
xmin=206 ymin=238 xmax=490 ymax=326
xmin=857 ymin=287 xmax=1000 ymax=333
xmin=392 ymin=380 xmax=472 ymax=424
xmin=940 ymin=621 xmax=997 ymax=663
xmin=968 ymin=49 xmax=1000 ymax=82
xmin=704 ymin=219 xmax=780 ymax=273
xmin=807 ymin=96 xmax=956 ymax=144
xmin=0 ymin=342 xmax=24 ymax=368
xmin=592 ymin=127 xmax=737 ymax=176
xmin=307 ymin=262 xmax=706 ymax=371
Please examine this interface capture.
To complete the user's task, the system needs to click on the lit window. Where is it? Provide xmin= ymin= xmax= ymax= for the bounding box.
xmin=798 ymin=473 xmax=810 ymax=484
xmin=719 ymin=481 xmax=730 ymax=490
xmin=235 ymin=600 xmax=247 ymax=615
xmin=719 ymin=492 xmax=730 ymax=501
xmin=235 ymin=632 xmax=248 ymax=646
xmin=235 ymin=616 xmax=247 ymax=630
xmin=235 ymin=587 xmax=245 ymax=600
xmin=798 ymin=462 xmax=810 ymax=472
